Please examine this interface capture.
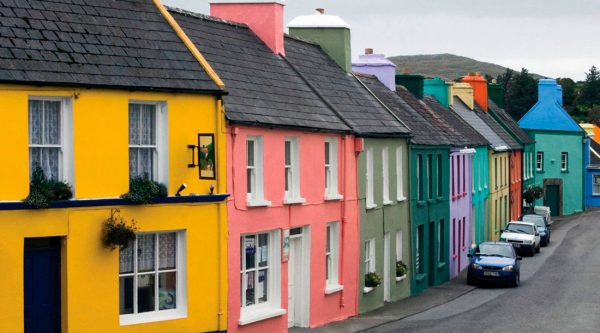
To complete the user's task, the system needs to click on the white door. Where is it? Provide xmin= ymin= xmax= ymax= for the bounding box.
xmin=288 ymin=237 xmax=298 ymax=328
xmin=384 ymin=232 xmax=391 ymax=302
xmin=288 ymin=234 xmax=308 ymax=328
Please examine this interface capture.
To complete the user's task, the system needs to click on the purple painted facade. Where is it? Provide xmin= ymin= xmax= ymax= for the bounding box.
xmin=352 ymin=50 xmax=396 ymax=91
xmin=449 ymin=150 xmax=473 ymax=278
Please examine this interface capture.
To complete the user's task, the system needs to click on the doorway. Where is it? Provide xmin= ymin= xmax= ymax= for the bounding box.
xmin=24 ymin=237 xmax=62 ymax=333
xmin=545 ymin=185 xmax=560 ymax=217
xmin=288 ymin=227 xmax=310 ymax=328
xmin=383 ymin=232 xmax=391 ymax=302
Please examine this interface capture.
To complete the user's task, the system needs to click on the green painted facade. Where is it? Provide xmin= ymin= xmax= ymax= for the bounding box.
xmin=472 ymin=146 xmax=490 ymax=245
xmin=410 ymin=146 xmax=450 ymax=294
xmin=288 ymin=27 xmax=352 ymax=73
xmin=358 ymin=138 xmax=412 ymax=313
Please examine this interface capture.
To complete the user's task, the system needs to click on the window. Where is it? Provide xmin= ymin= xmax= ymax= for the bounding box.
xmin=437 ymin=154 xmax=443 ymax=197
xmin=483 ymin=155 xmax=488 ymax=189
xmin=240 ymin=231 xmax=282 ymax=322
xmin=284 ymin=138 xmax=303 ymax=203
xmin=119 ymin=232 xmax=186 ymax=324
xmin=324 ymin=139 xmax=341 ymax=199
xmin=452 ymin=218 xmax=456 ymax=256
xmin=438 ymin=220 xmax=445 ymax=264
xmin=477 ymin=154 xmax=481 ymax=190
xmin=462 ymin=155 xmax=466 ymax=194
xmin=471 ymin=155 xmax=475 ymax=193
xmin=395 ymin=230 xmax=403 ymax=262
xmin=396 ymin=146 xmax=405 ymax=201
xmin=326 ymin=223 xmax=340 ymax=289
xmin=530 ymin=152 xmax=534 ymax=178
xmin=427 ymin=155 xmax=433 ymax=200
xmin=129 ymin=102 xmax=167 ymax=183
xmin=593 ymin=175 xmax=600 ymax=195
xmin=364 ymin=239 xmax=376 ymax=273
xmin=417 ymin=155 xmax=423 ymax=201
xmin=366 ymin=147 xmax=375 ymax=208
xmin=451 ymin=156 xmax=455 ymax=197
xmin=536 ymin=152 xmax=544 ymax=171
xmin=457 ymin=156 xmax=461 ymax=194
xmin=561 ymin=152 xmax=568 ymax=171
xmin=382 ymin=147 xmax=391 ymax=204
xmin=494 ymin=158 xmax=498 ymax=189
xmin=28 ymin=98 xmax=73 ymax=184
xmin=247 ymin=137 xmax=269 ymax=206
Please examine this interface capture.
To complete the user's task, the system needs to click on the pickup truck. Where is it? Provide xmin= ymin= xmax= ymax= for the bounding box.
xmin=499 ymin=221 xmax=541 ymax=256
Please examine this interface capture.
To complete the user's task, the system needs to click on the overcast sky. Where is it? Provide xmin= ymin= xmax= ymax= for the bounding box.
xmin=162 ymin=0 xmax=600 ymax=81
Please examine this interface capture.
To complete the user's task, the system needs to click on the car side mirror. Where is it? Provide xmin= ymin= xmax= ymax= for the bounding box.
xmin=517 ymin=257 xmax=523 ymax=261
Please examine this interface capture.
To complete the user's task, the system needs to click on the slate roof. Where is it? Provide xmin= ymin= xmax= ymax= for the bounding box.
xmin=356 ymin=74 xmax=439 ymax=145
xmin=283 ymin=36 xmax=411 ymax=137
xmin=590 ymin=140 xmax=600 ymax=166
xmin=170 ymin=9 xmax=351 ymax=132
xmin=474 ymin=105 xmax=522 ymax=150
xmin=488 ymin=99 xmax=534 ymax=144
xmin=451 ymin=96 xmax=507 ymax=150
xmin=424 ymin=95 xmax=489 ymax=147
xmin=0 ymin=0 xmax=220 ymax=92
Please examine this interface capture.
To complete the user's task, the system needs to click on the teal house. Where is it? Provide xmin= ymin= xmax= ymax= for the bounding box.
xmin=519 ymin=79 xmax=585 ymax=216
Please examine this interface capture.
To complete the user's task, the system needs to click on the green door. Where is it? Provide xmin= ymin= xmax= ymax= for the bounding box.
xmin=545 ymin=185 xmax=560 ymax=217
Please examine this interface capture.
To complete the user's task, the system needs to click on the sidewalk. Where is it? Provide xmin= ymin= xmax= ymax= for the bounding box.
xmin=291 ymin=269 xmax=474 ymax=333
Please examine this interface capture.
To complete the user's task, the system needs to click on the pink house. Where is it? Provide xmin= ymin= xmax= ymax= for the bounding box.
xmin=170 ymin=2 xmax=360 ymax=331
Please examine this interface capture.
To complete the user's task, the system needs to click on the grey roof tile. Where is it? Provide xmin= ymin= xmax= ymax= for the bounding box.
xmin=488 ymin=99 xmax=534 ymax=144
xmin=451 ymin=96 xmax=506 ymax=150
xmin=0 ymin=0 xmax=220 ymax=92
xmin=474 ymin=105 xmax=522 ymax=150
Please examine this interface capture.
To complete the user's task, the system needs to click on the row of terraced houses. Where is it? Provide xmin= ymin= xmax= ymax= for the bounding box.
xmin=0 ymin=1 xmax=589 ymax=333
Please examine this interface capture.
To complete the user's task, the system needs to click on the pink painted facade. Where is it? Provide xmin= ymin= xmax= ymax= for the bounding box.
xmin=226 ymin=125 xmax=359 ymax=332
xmin=449 ymin=151 xmax=473 ymax=278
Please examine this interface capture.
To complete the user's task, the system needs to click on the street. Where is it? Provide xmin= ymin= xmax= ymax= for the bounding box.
xmin=366 ymin=210 xmax=600 ymax=333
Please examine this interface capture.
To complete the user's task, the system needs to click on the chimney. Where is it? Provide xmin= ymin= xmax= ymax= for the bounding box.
xmin=424 ymin=77 xmax=451 ymax=108
xmin=210 ymin=0 xmax=285 ymax=55
xmin=396 ymin=74 xmax=425 ymax=100
xmin=351 ymin=49 xmax=396 ymax=91
xmin=538 ymin=79 xmax=564 ymax=106
xmin=556 ymin=84 xmax=564 ymax=106
xmin=461 ymin=72 xmax=488 ymax=111
xmin=488 ymin=82 xmax=504 ymax=108
xmin=451 ymin=83 xmax=475 ymax=110
xmin=288 ymin=9 xmax=352 ymax=73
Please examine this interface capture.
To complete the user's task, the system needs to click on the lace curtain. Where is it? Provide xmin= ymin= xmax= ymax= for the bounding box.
xmin=29 ymin=100 xmax=61 ymax=180
xmin=129 ymin=104 xmax=156 ymax=179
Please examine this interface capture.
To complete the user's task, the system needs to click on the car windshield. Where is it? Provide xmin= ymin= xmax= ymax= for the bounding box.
xmin=478 ymin=244 xmax=514 ymax=258
xmin=522 ymin=215 xmax=545 ymax=229
xmin=506 ymin=223 xmax=534 ymax=235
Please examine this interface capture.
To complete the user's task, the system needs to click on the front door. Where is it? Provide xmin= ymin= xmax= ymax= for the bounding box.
xmin=24 ymin=237 xmax=62 ymax=333
xmin=383 ymin=232 xmax=390 ymax=302
xmin=545 ymin=185 xmax=560 ymax=216
xmin=288 ymin=229 xmax=308 ymax=328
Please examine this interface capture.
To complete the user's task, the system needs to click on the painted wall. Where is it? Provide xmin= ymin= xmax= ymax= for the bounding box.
xmin=358 ymin=138 xmax=411 ymax=314
xmin=472 ymin=146 xmax=490 ymax=245
xmin=288 ymin=27 xmax=352 ymax=73
xmin=585 ymin=139 xmax=600 ymax=207
xmin=527 ymin=131 xmax=585 ymax=215
xmin=510 ymin=151 xmax=523 ymax=220
xmin=449 ymin=151 xmax=472 ymax=279
xmin=0 ymin=85 xmax=228 ymax=333
xmin=226 ymin=126 xmax=359 ymax=331
xmin=522 ymin=144 xmax=538 ymax=190
xmin=488 ymin=151 xmax=510 ymax=240
xmin=410 ymin=147 xmax=450 ymax=294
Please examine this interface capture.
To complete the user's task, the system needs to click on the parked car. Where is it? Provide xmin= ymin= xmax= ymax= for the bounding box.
xmin=534 ymin=206 xmax=552 ymax=225
xmin=467 ymin=242 xmax=522 ymax=287
xmin=520 ymin=214 xmax=551 ymax=246
xmin=499 ymin=221 xmax=541 ymax=256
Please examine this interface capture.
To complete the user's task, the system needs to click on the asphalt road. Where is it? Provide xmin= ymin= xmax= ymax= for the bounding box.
xmin=365 ymin=210 xmax=600 ymax=333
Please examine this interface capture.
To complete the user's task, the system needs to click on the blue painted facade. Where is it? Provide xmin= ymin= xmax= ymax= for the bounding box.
xmin=585 ymin=139 xmax=600 ymax=207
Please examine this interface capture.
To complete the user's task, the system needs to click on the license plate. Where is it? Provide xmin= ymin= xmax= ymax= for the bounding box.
xmin=513 ymin=244 xmax=521 ymax=248
xmin=484 ymin=271 xmax=500 ymax=277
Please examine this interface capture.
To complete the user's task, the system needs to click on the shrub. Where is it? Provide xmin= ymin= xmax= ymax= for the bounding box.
xmin=23 ymin=166 xmax=73 ymax=209
xmin=121 ymin=176 xmax=168 ymax=204
xmin=365 ymin=272 xmax=383 ymax=288
xmin=396 ymin=260 xmax=408 ymax=277
xmin=102 ymin=209 xmax=137 ymax=250
xmin=523 ymin=185 xmax=543 ymax=207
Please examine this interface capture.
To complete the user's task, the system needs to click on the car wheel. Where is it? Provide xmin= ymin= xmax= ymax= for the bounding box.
xmin=467 ymin=274 xmax=475 ymax=286
xmin=512 ymin=273 xmax=520 ymax=287
xmin=530 ymin=247 xmax=536 ymax=256
xmin=536 ymin=244 xmax=540 ymax=253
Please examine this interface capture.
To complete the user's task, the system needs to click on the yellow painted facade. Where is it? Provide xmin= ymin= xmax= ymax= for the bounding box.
xmin=488 ymin=151 xmax=510 ymax=240
xmin=0 ymin=85 xmax=228 ymax=333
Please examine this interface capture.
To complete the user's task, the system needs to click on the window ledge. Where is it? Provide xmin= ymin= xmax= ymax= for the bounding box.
xmin=239 ymin=307 xmax=286 ymax=326
xmin=324 ymin=284 xmax=344 ymax=295
xmin=120 ymin=309 xmax=186 ymax=326
xmin=383 ymin=200 xmax=394 ymax=206
xmin=415 ymin=273 xmax=427 ymax=282
xmin=438 ymin=262 xmax=446 ymax=269
xmin=366 ymin=203 xmax=378 ymax=210
xmin=363 ymin=286 xmax=375 ymax=294
xmin=417 ymin=201 xmax=425 ymax=207
xmin=325 ymin=193 xmax=344 ymax=201
xmin=284 ymin=197 xmax=306 ymax=205
xmin=395 ymin=275 xmax=407 ymax=282
xmin=397 ymin=196 xmax=407 ymax=202
xmin=247 ymin=199 xmax=272 ymax=208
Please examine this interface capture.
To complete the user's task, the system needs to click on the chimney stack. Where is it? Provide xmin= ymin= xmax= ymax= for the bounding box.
xmin=210 ymin=1 xmax=285 ymax=55
xmin=488 ymin=82 xmax=504 ymax=108
xmin=424 ymin=77 xmax=451 ymax=108
xmin=538 ymin=79 xmax=563 ymax=106
xmin=396 ymin=74 xmax=425 ymax=100
xmin=352 ymin=50 xmax=396 ymax=91
xmin=316 ymin=8 xmax=325 ymax=14
xmin=451 ymin=83 xmax=475 ymax=110
xmin=461 ymin=72 xmax=488 ymax=112
xmin=365 ymin=48 xmax=374 ymax=55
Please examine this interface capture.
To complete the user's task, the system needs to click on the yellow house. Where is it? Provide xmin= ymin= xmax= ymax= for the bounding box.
xmin=488 ymin=151 xmax=511 ymax=240
xmin=0 ymin=1 xmax=228 ymax=333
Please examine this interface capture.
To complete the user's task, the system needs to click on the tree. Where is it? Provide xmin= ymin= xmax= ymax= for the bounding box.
xmin=556 ymin=77 xmax=577 ymax=107
xmin=578 ymin=65 xmax=600 ymax=107
xmin=504 ymin=68 xmax=538 ymax=120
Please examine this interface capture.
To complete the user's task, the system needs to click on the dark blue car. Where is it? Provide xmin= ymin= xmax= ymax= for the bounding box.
xmin=520 ymin=214 xmax=551 ymax=246
xmin=467 ymin=242 xmax=522 ymax=287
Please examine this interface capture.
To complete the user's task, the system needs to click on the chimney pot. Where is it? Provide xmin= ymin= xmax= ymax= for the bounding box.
xmin=402 ymin=67 xmax=410 ymax=74
xmin=365 ymin=48 xmax=373 ymax=55
xmin=316 ymin=8 xmax=325 ymax=14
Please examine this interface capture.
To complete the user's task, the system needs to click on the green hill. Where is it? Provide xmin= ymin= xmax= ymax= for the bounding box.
xmin=388 ymin=53 xmax=544 ymax=81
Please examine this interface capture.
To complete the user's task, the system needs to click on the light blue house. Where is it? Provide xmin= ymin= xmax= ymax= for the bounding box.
xmin=585 ymin=139 xmax=600 ymax=207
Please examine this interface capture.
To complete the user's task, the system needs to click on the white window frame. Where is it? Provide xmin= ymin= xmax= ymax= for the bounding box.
xmin=530 ymin=152 xmax=534 ymax=178
xmin=128 ymin=101 xmax=168 ymax=186
xmin=561 ymin=152 xmax=568 ymax=171
xmin=119 ymin=231 xmax=187 ymax=325
xmin=28 ymin=97 xmax=74 ymax=188
xmin=396 ymin=146 xmax=406 ymax=201
xmin=382 ymin=147 xmax=392 ymax=205
xmin=239 ymin=230 xmax=284 ymax=325
xmin=325 ymin=222 xmax=343 ymax=294
xmin=366 ymin=147 xmax=376 ymax=209
xmin=536 ymin=152 xmax=544 ymax=172
xmin=324 ymin=138 xmax=343 ymax=200
xmin=395 ymin=230 xmax=403 ymax=263
xmin=364 ymin=238 xmax=376 ymax=273
xmin=284 ymin=137 xmax=304 ymax=204
xmin=246 ymin=137 xmax=270 ymax=207
xmin=593 ymin=175 xmax=600 ymax=195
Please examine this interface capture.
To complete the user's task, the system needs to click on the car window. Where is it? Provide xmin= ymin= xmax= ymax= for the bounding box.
xmin=478 ymin=244 xmax=514 ymax=258
xmin=506 ymin=223 xmax=534 ymax=234
xmin=522 ymin=215 xmax=542 ymax=224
